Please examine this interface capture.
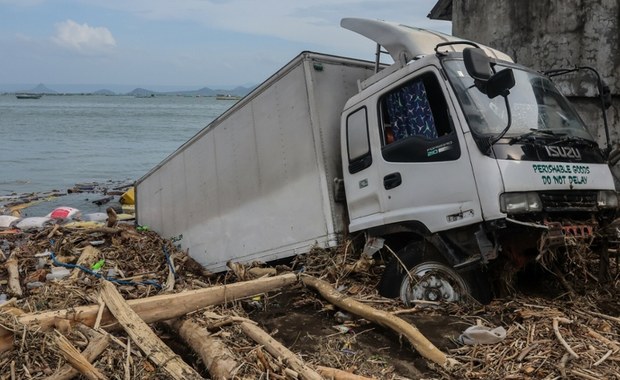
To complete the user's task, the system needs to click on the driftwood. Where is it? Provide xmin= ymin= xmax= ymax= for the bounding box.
xmin=69 ymin=245 xmax=100 ymax=281
xmin=106 ymin=207 xmax=117 ymax=228
xmin=553 ymin=317 xmax=579 ymax=359
xmin=54 ymin=332 xmax=108 ymax=380
xmin=46 ymin=325 xmax=110 ymax=380
xmin=168 ymin=318 xmax=238 ymax=379
xmin=317 ymin=366 xmax=377 ymax=380
xmin=240 ymin=321 xmax=323 ymax=380
xmin=5 ymin=252 xmax=22 ymax=297
xmin=301 ymin=274 xmax=456 ymax=369
xmin=0 ymin=272 xmax=298 ymax=353
xmin=100 ymin=280 xmax=203 ymax=380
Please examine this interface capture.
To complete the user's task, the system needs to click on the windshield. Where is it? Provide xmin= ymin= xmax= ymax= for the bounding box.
xmin=443 ymin=59 xmax=595 ymax=141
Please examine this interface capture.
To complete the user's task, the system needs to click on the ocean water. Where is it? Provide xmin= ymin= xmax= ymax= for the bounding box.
xmin=0 ymin=94 xmax=233 ymax=216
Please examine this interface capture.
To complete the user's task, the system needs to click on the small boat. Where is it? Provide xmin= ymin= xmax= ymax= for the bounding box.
xmin=216 ymin=94 xmax=241 ymax=100
xmin=16 ymin=93 xmax=43 ymax=99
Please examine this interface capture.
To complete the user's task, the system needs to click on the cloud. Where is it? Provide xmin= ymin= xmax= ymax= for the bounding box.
xmin=52 ymin=20 xmax=116 ymax=54
xmin=81 ymin=0 xmax=450 ymax=50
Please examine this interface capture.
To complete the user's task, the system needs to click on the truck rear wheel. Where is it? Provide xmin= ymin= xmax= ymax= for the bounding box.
xmin=379 ymin=241 xmax=473 ymax=305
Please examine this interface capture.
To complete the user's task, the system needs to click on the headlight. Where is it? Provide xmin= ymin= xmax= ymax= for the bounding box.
xmin=597 ymin=190 xmax=619 ymax=209
xmin=500 ymin=192 xmax=542 ymax=214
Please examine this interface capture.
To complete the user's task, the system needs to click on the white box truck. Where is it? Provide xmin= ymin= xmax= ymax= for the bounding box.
xmin=136 ymin=18 xmax=617 ymax=304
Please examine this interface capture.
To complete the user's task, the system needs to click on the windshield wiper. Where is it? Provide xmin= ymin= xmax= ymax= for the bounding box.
xmin=550 ymin=135 xmax=598 ymax=148
xmin=509 ymin=128 xmax=564 ymax=145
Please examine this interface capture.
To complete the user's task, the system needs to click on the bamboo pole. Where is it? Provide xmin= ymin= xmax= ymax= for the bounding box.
xmin=55 ymin=332 xmax=108 ymax=380
xmin=168 ymin=318 xmax=238 ymax=379
xmin=240 ymin=321 xmax=323 ymax=380
xmin=100 ymin=281 xmax=203 ymax=380
xmin=0 ymin=273 xmax=298 ymax=354
xmin=47 ymin=329 xmax=110 ymax=380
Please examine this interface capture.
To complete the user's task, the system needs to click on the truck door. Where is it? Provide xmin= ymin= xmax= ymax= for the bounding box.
xmin=342 ymin=106 xmax=384 ymax=231
xmin=376 ymin=68 xmax=482 ymax=232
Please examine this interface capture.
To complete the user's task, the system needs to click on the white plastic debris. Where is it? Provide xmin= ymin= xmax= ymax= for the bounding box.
xmin=16 ymin=217 xmax=54 ymax=230
xmin=81 ymin=212 xmax=109 ymax=222
xmin=46 ymin=266 xmax=71 ymax=281
xmin=0 ymin=215 xmax=20 ymax=228
xmin=459 ymin=325 xmax=507 ymax=345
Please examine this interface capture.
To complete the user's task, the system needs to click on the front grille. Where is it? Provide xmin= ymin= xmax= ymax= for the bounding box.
xmin=539 ymin=191 xmax=598 ymax=212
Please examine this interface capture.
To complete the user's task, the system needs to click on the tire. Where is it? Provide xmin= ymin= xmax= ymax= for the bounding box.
xmin=379 ymin=241 xmax=476 ymax=305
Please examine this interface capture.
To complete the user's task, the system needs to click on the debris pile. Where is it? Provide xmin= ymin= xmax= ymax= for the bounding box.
xmin=1 ymin=192 xmax=620 ymax=379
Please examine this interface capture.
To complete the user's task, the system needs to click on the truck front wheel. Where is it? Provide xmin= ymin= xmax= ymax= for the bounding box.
xmin=379 ymin=241 xmax=473 ymax=305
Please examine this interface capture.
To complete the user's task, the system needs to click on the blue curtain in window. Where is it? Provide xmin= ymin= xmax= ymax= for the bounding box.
xmin=386 ymin=80 xmax=438 ymax=140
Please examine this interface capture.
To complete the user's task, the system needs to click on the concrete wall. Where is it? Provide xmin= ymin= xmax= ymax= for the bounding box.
xmin=450 ymin=0 xmax=619 ymax=152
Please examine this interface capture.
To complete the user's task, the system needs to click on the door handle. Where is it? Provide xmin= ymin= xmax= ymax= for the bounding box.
xmin=383 ymin=172 xmax=402 ymax=190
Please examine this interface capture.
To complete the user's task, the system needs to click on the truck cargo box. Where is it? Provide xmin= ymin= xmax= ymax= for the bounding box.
xmin=136 ymin=52 xmax=377 ymax=272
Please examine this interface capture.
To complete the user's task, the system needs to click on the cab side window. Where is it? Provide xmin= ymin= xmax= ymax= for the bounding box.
xmin=380 ymin=72 xmax=459 ymax=162
xmin=346 ymin=107 xmax=372 ymax=174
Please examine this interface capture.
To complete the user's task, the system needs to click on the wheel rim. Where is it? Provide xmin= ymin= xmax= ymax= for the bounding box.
xmin=399 ymin=261 xmax=469 ymax=305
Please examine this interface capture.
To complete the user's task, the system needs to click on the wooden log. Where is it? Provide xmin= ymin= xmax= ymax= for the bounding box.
xmin=300 ymin=274 xmax=456 ymax=368
xmin=317 ymin=366 xmax=377 ymax=380
xmin=0 ymin=273 xmax=298 ymax=353
xmin=100 ymin=281 xmax=203 ymax=380
xmin=106 ymin=207 xmax=117 ymax=228
xmin=5 ymin=252 xmax=22 ymax=297
xmin=54 ymin=332 xmax=108 ymax=380
xmin=47 ymin=327 xmax=110 ymax=380
xmin=168 ymin=318 xmax=238 ymax=379
xmin=239 ymin=321 xmax=323 ymax=380
xmin=69 ymin=245 xmax=100 ymax=281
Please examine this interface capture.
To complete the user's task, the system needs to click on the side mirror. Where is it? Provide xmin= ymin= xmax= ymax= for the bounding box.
xmin=486 ymin=69 xmax=516 ymax=98
xmin=463 ymin=48 xmax=492 ymax=82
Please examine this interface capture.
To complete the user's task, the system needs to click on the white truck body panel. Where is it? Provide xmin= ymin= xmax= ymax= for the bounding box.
xmin=136 ymin=52 xmax=377 ymax=272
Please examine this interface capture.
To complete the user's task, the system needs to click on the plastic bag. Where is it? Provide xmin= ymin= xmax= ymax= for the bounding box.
xmin=459 ymin=325 xmax=507 ymax=345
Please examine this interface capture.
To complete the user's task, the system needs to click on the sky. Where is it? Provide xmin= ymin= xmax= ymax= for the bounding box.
xmin=0 ymin=0 xmax=451 ymax=92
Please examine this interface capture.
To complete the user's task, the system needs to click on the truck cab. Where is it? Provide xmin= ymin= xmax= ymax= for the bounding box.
xmin=340 ymin=18 xmax=617 ymax=304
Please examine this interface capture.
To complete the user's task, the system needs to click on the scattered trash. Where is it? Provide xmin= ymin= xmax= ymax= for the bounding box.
xmin=332 ymin=325 xmax=352 ymax=334
xmin=0 ymin=215 xmax=20 ymax=228
xmin=119 ymin=187 xmax=135 ymax=205
xmin=25 ymin=281 xmax=45 ymax=289
xmin=91 ymin=259 xmax=105 ymax=271
xmin=74 ymin=182 xmax=97 ymax=191
xmin=92 ymin=196 xmax=114 ymax=206
xmin=15 ymin=217 xmax=53 ymax=230
xmin=458 ymin=324 xmax=507 ymax=345
xmin=89 ymin=239 xmax=106 ymax=246
xmin=45 ymin=266 xmax=70 ymax=281
xmin=334 ymin=311 xmax=353 ymax=323
xmin=136 ymin=225 xmax=150 ymax=232
xmin=81 ymin=212 xmax=108 ymax=222
xmin=63 ymin=221 xmax=104 ymax=229
xmin=46 ymin=206 xmax=81 ymax=220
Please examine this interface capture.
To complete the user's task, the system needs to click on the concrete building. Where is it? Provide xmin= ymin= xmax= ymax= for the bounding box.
xmin=429 ymin=0 xmax=619 ymax=155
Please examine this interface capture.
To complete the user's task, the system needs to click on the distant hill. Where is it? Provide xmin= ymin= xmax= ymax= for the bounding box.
xmin=127 ymin=88 xmax=156 ymax=97
xmin=93 ymin=89 xmax=116 ymax=95
xmin=125 ymin=85 xmax=254 ymax=97
xmin=6 ymin=83 xmax=256 ymax=96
